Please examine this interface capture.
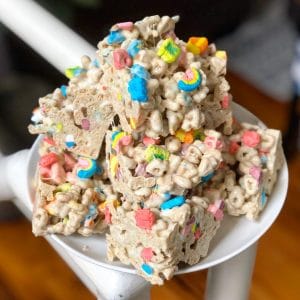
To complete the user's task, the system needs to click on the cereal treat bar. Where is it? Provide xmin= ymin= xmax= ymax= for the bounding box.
xmin=104 ymin=127 xmax=225 ymax=283
xmin=105 ymin=127 xmax=223 ymax=207
xmin=28 ymin=57 xmax=115 ymax=159
xmin=96 ymin=15 xmax=233 ymax=137
xmin=107 ymin=195 xmax=222 ymax=285
xmin=32 ymin=137 xmax=119 ymax=236
xmin=201 ymin=123 xmax=284 ymax=220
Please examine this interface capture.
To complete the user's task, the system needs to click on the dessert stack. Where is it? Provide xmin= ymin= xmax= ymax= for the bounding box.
xmin=28 ymin=15 xmax=283 ymax=284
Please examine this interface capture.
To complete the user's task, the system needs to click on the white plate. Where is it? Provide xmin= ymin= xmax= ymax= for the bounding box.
xmin=26 ymin=102 xmax=288 ymax=274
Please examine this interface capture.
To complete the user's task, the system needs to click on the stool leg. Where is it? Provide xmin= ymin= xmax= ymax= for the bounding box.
xmin=205 ymin=242 xmax=257 ymax=300
xmin=47 ymin=237 xmax=151 ymax=300
xmin=78 ymin=261 xmax=151 ymax=300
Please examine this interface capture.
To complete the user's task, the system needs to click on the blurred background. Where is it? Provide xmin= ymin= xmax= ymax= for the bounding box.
xmin=0 ymin=0 xmax=299 ymax=299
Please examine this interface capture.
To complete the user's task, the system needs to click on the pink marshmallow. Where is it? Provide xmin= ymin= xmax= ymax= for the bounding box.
xmin=113 ymin=49 xmax=132 ymax=70
xmin=115 ymin=135 xmax=132 ymax=152
xmin=116 ymin=21 xmax=133 ymax=31
xmin=229 ymin=141 xmax=240 ymax=154
xmin=43 ymin=136 xmax=56 ymax=146
xmin=142 ymin=136 xmax=160 ymax=146
xmin=105 ymin=206 xmax=112 ymax=224
xmin=221 ymin=94 xmax=230 ymax=109
xmin=39 ymin=152 xmax=59 ymax=167
xmin=51 ymin=162 xmax=66 ymax=185
xmin=81 ymin=118 xmax=90 ymax=130
xmin=141 ymin=247 xmax=154 ymax=262
xmin=135 ymin=209 xmax=156 ymax=230
xmin=241 ymin=130 xmax=261 ymax=148
xmin=134 ymin=163 xmax=147 ymax=176
xmin=207 ymin=200 xmax=224 ymax=221
xmin=249 ymin=166 xmax=262 ymax=182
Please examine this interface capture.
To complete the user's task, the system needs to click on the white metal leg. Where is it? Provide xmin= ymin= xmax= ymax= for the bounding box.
xmin=0 ymin=150 xmax=30 ymax=203
xmin=0 ymin=0 xmax=96 ymax=73
xmin=48 ymin=237 xmax=151 ymax=300
xmin=205 ymin=243 xmax=257 ymax=300
xmin=71 ymin=258 xmax=151 ymax=300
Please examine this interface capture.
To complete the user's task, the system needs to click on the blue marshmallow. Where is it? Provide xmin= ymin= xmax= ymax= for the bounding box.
xmin=130 ymin=64 xmax=149 ymax=80
xmin=201 ymin=172 xmax=214 ymax=183
xmin=160 ymin=195 xmax=186 ymax=210
xmin=128 ymin=76 xmax=148 ymax=102
xmin=127 ymin=39 xmax=142 ymax=57
xmin=107 ymin=30 xmax=125 ymax=45
xmin=141 ymin=263 xmax=153 ymax=275
xmin=60 ymin=85 xmax=68 ymax=97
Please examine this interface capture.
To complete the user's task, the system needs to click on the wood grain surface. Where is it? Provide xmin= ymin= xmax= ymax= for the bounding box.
xmin=0 ymin=72 xmax=298 ymax=300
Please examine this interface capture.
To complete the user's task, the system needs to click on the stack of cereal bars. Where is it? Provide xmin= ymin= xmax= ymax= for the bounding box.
xmin=28 ymin=15 xmax=284 ymax=284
